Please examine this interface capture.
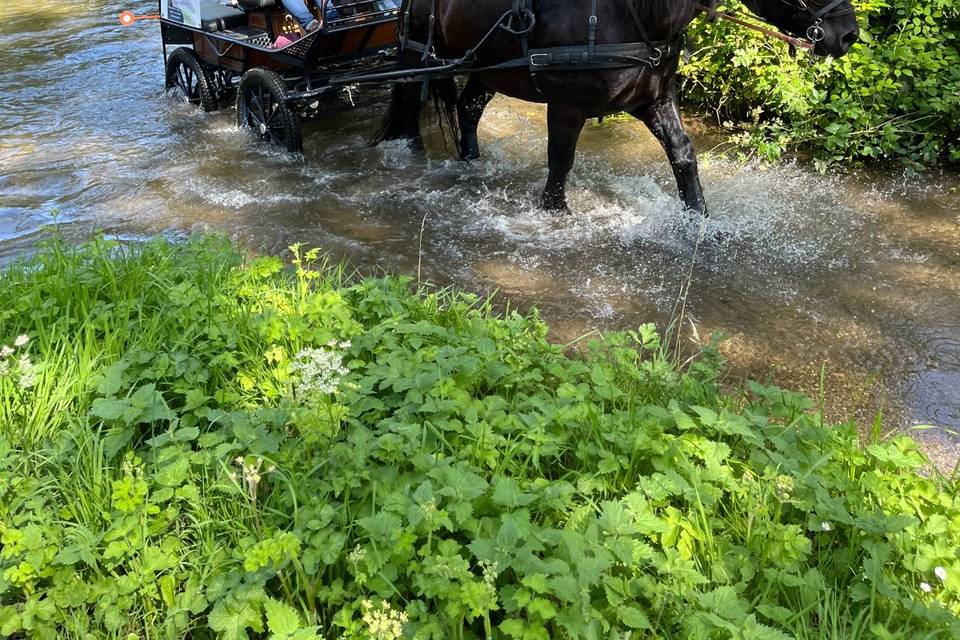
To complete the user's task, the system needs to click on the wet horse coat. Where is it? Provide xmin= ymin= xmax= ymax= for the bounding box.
xmin=378 ymin=0 xmax=859 ymax=214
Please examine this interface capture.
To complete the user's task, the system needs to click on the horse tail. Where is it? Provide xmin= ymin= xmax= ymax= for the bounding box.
xmin=372 ymin=78 xmax=461 ymax=149
xmin=430 ymin=77 xmax=461 ymax=151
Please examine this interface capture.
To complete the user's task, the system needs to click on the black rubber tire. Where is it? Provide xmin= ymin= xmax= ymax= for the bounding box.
xmin=236 ymin=68 xmax=303 ymax=153
xmin=165 ymin=47 xmax=218 ymax=113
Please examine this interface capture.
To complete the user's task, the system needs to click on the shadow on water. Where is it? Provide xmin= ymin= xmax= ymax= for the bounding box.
xmin=1 ymin=0 xmax=958 ymax=469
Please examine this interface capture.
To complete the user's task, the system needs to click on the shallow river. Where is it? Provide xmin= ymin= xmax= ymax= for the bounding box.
xmin=2 ymin=1 xmax=958 ymax=469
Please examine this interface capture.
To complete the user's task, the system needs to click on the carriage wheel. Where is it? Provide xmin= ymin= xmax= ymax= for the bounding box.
xmin=236 ymin=68 xmax=302 ymax=153
xmin=165 ymin=48 xmax=217 ymax=113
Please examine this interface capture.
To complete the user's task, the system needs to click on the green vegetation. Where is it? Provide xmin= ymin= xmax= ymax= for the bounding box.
xmin=0 ymin=236 xmax=958 ymax=639
xmin=684 ymin=0 xmax=960 ymax=168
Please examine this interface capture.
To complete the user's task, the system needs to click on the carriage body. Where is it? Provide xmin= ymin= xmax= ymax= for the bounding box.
xmin=159 ymin=0 xmax=401 ymax=150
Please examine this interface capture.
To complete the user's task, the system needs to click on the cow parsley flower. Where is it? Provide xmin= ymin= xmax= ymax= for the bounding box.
xmin=290 ymin=343 xmax=351 ymax=398
xmin=820 ymin=521 xmax=833 ymax=532
xmin=17 ymin=355 xmax=36 ymax=389
xmin=478 ymin=559 xmax=500 ymax=586
xmin=361 ymin=600 xmax=407 ymax=640
xmin=935 ymin=566 xmax=948 ymax=583
xmin=1 ymin=339 xmax=37 ymax=389
xmin=920 ymin=582 xmax=933 ymax=593
xmin=348 ymin=544 xmax=366 ymax=565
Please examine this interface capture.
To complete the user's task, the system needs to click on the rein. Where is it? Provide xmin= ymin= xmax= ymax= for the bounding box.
xmin=697 ymin=0 xmax=855 ymax=48
xmin=694 ymin=4 xmax=814 ymax=50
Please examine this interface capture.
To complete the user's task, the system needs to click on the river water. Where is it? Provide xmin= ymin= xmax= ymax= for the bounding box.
xmin=2 ymin=1 xmax=958 ymax=469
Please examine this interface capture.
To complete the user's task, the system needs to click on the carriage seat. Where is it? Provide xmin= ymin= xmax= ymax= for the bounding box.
xmin=199 ymin=1 xmax=247 ymax=32
xmin=236 ymin=0 xmax=276 ymax=9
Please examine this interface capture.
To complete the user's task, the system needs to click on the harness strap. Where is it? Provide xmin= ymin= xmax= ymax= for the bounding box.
xmin=624 ymin=0 xmax=654 ymax=48
xmin=391 ymin=0 xmax=669 ymax=86
xmin=588 ymin=0 xmax=598 ymax=55
xmin=810 ymin=0 xmax=851 ymax=20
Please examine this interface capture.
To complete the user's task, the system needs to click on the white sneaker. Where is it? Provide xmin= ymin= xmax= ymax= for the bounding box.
xmin=305 ymin=19 xmax=320 ymax=32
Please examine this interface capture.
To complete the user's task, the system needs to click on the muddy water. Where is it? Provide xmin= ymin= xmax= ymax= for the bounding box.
xmin=2 ymin=1 xmax=958 ymax=469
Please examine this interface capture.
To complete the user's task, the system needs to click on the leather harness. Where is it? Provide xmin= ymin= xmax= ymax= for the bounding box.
xmin=398 ymin=0 xmax=682 ymax=78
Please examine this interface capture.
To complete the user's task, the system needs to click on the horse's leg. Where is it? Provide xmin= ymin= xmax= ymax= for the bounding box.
xmin=402 ymin=81 xmax=427 ymax=151
xmin=457 ymin=76 xmax=496 ymax=161
xmin=541 ymin=103 xmax=586 ymax=211
xmin=375 ymin=80 xmax=426 ymax=149
xmin=633 ymin=98 xmax=707 ymax=216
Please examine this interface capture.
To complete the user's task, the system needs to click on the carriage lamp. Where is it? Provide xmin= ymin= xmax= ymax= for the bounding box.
xmin=119 ymin=11 xmax=161 ymax=26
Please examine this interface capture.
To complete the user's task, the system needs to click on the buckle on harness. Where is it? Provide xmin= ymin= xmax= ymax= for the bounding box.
xmin=530 ymin=53 xmax=551 ymax=67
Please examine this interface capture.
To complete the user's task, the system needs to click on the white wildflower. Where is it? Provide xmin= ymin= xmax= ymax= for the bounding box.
xmin=348 ymin=544 xmax=365 ymax=564
xmin=920 ymin=582 xmax=933 ymax=593
xmin=478 ymin=559 xmax=500 ymax=586
xmin=0 ymin=346 xmax=13 ymax=359
xmin=361 ymin=600 xmax=407 ymax=640
xmin=820 ymin=521 xmax=833 ymax=532
xmin=17 ymin=355 xmax=36 ymax=389
xmin=14 ymin=335 xmax=29 ymax=348
xmin=935 ymin=566 xmax=948 ymax=583
xmin=290 ymin=345 xmax=350 ymax=399
xmin=233 ymin=456 xmax=264 ymax=501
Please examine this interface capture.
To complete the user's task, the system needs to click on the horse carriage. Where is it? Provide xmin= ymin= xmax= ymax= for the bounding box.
xmin=142 ymin=0 xmax=859 ymax=214
xmin=157 ymin=0 xmax=402 ymax=151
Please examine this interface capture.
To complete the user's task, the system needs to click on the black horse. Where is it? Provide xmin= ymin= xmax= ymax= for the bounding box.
xmin=376 ymin=0 xmax=859 ymax=214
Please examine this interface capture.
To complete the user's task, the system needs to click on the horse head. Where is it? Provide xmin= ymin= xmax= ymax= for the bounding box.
xmin=735 ymin=0 xmax=860 ymax=57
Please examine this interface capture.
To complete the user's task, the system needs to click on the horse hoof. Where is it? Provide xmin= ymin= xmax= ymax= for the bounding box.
xmin=539 ymin=200 xmax=569 ymax=213
xmin=460 ymin=150 xmax=480 ymax=162
xmin=539 ymin=192 xmax=568 ymax=212
xmin=684 ymin=202 xmax=708 ymax=219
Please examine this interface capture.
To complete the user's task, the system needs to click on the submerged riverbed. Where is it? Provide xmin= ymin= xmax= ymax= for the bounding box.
xmin=1 ymin=0 xmax=958 ymax=468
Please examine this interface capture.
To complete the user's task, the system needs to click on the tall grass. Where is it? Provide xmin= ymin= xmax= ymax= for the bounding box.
xmin=0 ymin=236 xmax=957 ymax=639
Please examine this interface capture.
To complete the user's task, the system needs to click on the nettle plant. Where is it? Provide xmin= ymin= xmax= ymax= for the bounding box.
xmin=0 ymin=237 xmax=958 ymax=639
xmin=683 ymin=0 xmax=960 ymax=167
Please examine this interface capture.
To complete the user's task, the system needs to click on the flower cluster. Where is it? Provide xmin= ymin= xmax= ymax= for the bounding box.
xmin=229 ymin=456 xmax=275 ymax=502
xmin=774 ymin=474 xmax=794 ymax=501
xmin=348 ymin=544 xmax=366 ymax=565
xmin=360 ymin=600 xmax=407 ymax=640
xmin=921 ymin=566 xmax=950 ymax=594
xmin=290 ymin=341 xmax=351 ymax=399
xmin=478 ymin=559 xmax=500 ymax=586
xmin=0 ymin=334 xmax=35 ymax=390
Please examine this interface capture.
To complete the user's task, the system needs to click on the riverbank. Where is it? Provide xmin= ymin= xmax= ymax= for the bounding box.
xmin=1 ymin=236 xmax=957 ymax=638
xmin=3 ymin=2 xmax=960 ymax=456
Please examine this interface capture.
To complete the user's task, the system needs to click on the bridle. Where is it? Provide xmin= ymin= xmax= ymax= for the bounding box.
xmin=777 ymin=0 xmax=856 ymax=43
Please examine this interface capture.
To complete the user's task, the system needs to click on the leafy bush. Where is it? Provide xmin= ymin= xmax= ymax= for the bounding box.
xmin=0 ymin=237 xmax=958 ymax=639
xmin=683 ymin=0 xmax=960 ymax=167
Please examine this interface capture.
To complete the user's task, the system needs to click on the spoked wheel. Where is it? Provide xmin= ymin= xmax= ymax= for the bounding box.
xmin=165 ymin=48 xmax=217 ymax=112
xmin=236 ymin=68 xmax=302 ymax=153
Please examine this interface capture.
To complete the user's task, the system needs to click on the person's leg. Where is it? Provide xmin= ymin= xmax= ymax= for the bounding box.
xmin=282 ymin=0 xmax=318 ymax=29
xmin=322 ymin=0 xmax=339 ymax=21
